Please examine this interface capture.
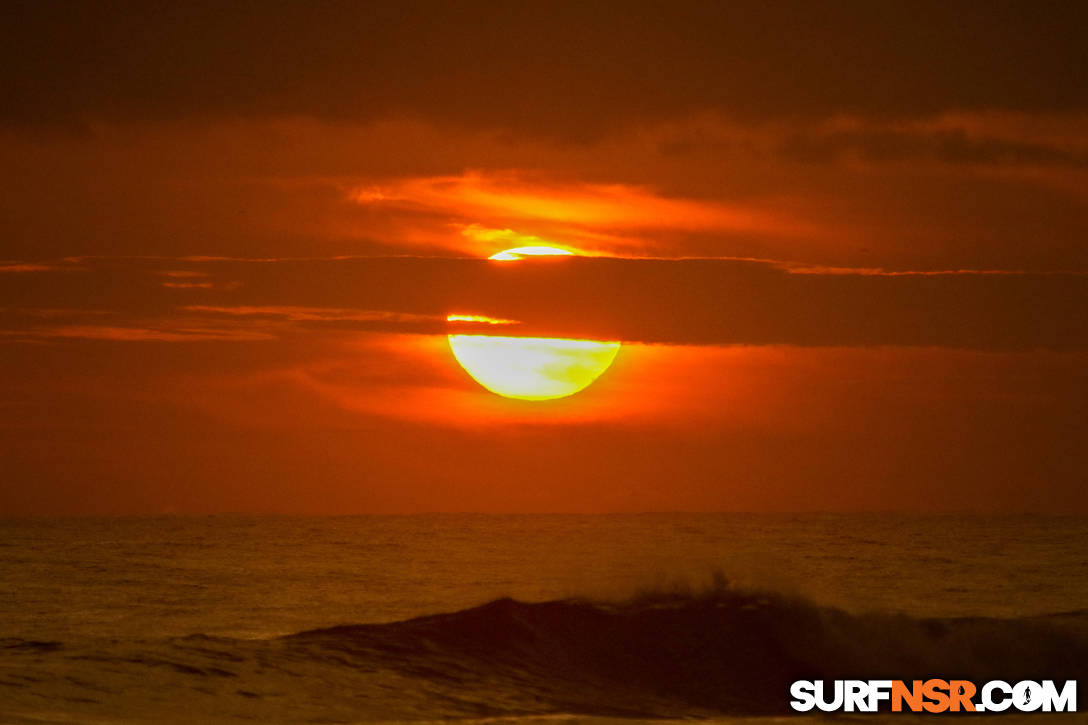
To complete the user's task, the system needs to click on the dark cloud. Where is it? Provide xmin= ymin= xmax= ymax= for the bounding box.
xmin=3 ymin=1 xmax=1088 ymax=136
xmin=780 ymin=128 xmax=1088 ymax=167
xmin=2 ymin=256 xmax=1084 ymax=351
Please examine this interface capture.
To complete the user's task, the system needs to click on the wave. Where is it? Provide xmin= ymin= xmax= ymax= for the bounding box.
xmin=3 ymin=584 xmax=1084 ymax=720
xmin=281 ymin=584 xmax=1088 ymax=717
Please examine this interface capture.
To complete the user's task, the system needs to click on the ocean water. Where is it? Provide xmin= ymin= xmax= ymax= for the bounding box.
xmin=0 ymin=513 xmax=1085 ymax=723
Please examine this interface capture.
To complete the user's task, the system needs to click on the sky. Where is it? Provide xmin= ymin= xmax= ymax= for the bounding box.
xmin=1 ymin=1 xmax=1086 ymax=514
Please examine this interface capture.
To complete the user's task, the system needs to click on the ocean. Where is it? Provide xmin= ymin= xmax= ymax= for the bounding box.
xmin=0 ymin=513 xmax=1085 ymax=723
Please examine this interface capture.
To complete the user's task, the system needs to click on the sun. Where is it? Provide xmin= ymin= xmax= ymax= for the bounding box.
xmin=448 ymin=335 xmax=620 ymax=401
xmin=487 ymin=245 xmax=574 ymax=260
xmin=448 ymin=246 xmax=621 ymax=401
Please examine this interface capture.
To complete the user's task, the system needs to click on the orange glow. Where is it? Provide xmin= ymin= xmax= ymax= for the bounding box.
xmin=394 ymin=173 xmax=770 ymax=230
xmin=446 ymin=313 xmax=519 ymax=325
xmin=460 ymin=224 xmax=587 ymax=259
xmin=351 ymin=172 xmax=810 ymax=257
xmin=261 ymin=334 xmax=825 ymax=429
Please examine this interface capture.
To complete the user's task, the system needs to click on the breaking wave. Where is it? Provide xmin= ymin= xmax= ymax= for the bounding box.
xmin=3 ymin=582 xmax=1085 ymax=720
xmin=281 ymin=583 xmax=1088 ymax=717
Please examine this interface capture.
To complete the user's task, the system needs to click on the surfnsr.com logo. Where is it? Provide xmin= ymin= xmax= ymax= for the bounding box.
xmin=790 ymin=679 xmax=1077 ymax=713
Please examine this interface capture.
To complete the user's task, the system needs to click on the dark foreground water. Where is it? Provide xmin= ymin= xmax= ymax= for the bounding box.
xmin=0 ymin=514 xmax=1085 ymax=723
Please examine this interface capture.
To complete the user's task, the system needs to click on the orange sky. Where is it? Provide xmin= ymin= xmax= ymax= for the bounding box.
xmin=1 ymin=2 xmax=1086 ymax=514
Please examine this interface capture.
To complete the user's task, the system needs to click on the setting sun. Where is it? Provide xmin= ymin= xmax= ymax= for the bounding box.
xmin=449 ymin=245 xmax=620 ymax=400
xmin=487 ymin=245 xmax=576 ymax=260
xmin=447 ymin=334 xmax=620 ymax=400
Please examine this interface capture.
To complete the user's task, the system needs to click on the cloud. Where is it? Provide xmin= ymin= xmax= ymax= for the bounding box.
xmin=351 ymin=172 xmax=813 ymax=256
xmin=3 ymin=3 xmax=1087 ymax=135
xmin=0 ymin=256 xmax=1083 ymax=351
xmin=23 ymin=324 xmax=273 ymax=343
xmin=182 ymin=305 xmax=444 ymax=324
xmin=181 ymin=305 xmax=469 ymax=334
xmin=780 ymin=126 xmax=1088 ymax=168
xmin=161 ymin=281 xmax=214 ymax=289
xmin=0 ymin=263 xmax=60 ymax=273
xmin=3 ymin=113 xmax=1087 ymax=270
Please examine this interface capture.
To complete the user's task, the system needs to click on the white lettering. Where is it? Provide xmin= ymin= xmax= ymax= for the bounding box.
xmin=868 ymin=680 xmax=893 ymax=711
xmin=1042 ymin=680 xmax=1077 ymax=712
xmin=815 ymin=680 xmax=844 ymax=712
xmin=982 ymin=680 xmax=1012 ymax=712
xmin=789 ymin=680 xmax=816 ymax=712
